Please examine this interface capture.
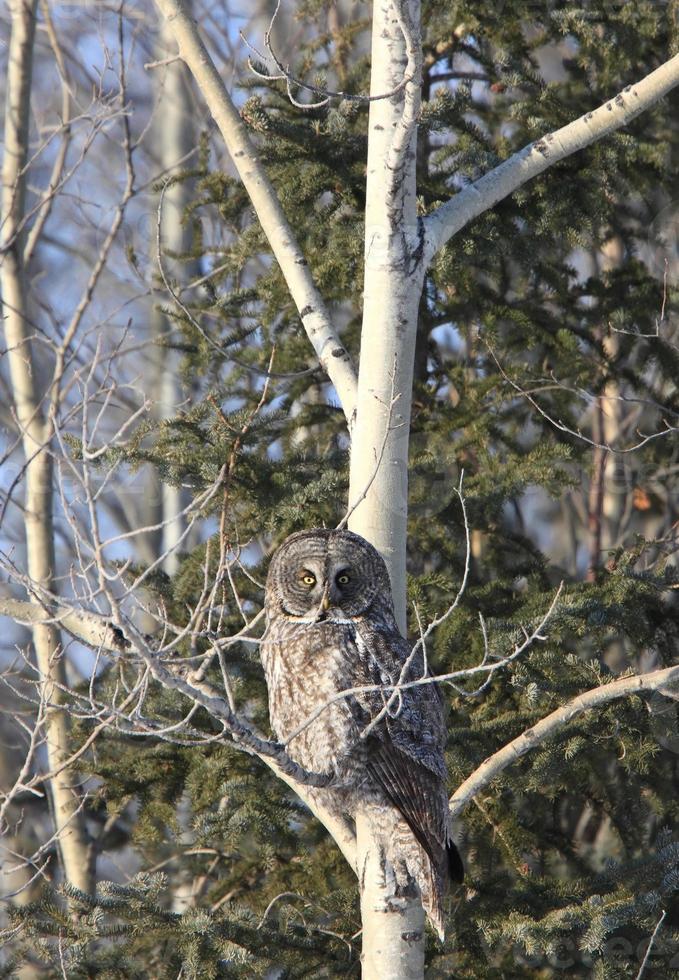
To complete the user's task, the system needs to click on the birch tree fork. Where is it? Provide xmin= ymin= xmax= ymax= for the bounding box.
xmin=0 ymin=0 xmax=92 ymax=893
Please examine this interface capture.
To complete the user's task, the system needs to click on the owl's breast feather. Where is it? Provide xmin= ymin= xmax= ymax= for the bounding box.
xmin=261 ymin=620 xmax=366 ymax=778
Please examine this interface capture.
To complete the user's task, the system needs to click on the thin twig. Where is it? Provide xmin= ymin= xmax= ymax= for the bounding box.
xmin=635 ymin=910 xmax=667 ymax=980
xmin=240 ymin=0 xmax=412 ymax=108
xmin=487 ymin=342 xmax=676 ymax=454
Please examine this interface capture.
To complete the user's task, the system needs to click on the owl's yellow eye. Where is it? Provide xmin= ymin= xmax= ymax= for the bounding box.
xmin=336 ymin=573 xmax=350 ymax=585
xmin=301 ymin=574 xmax=316 ymax=586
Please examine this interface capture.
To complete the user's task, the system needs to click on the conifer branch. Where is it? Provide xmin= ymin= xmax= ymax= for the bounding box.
xmin=449 ymin=663 xmax=679 ymax=819
xmin=152 ymin=0 xmax=358 ymax=421
xmin=423 ymin=53 xmax=679 ymax=259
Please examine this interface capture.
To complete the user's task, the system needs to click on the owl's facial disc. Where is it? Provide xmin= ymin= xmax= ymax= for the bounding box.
xmin=267 ymin=529 xmax=391 ymax=620
xmin=324 ymin=555 xmax=377 ymax=618
xmin=281 ymin=559 xmax=373 ymax=619
xmin=327 ymin=563 xmax=357 ymax=607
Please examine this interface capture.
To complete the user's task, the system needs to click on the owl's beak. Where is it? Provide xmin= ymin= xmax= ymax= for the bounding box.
xmin=313 ymin=587 xmax=330 ymax=622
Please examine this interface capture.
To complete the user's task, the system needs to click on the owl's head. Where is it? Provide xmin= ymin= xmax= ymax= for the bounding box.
xmin=265 ymin=528 xmax=395 ymax=622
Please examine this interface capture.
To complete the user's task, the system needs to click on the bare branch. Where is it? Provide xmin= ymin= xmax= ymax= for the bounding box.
xmin=240 ymin=0 xmax=412 ymax=109
xmin=0 ymin=591 xmax=335 ymax=792
xmin=449 ymin=663 xmax=679 ymax=820
xmin=487 ymin=344 xmax=677 ymax=454
xmin=424 ymin=53 xmax=679 ymax=259
xmin=0 ymin=595 xmax=129 ymax=651
xmin=636 ymin=910 xmax=667 ymax=980
xmin=22 ymin=0 xmax=73 ymax=265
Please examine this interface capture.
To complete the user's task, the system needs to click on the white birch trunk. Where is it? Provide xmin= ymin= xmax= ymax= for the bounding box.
xmin=348 ymin=0 xmax=424 ymax=632
xmin=348 ymin=3 xmax=430 ymax=973
xmin=356 ymin=811 xmax=425 ymax=979
xmin=0 ymin=0 xmax=92 ymax=893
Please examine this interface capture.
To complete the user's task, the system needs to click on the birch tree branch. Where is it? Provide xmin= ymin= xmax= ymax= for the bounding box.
xmin=152 ymin=0 xmax=358 ymax=421
xmin=0 ymin=594 xmax=330 ymax=785
xmin=423 ymin=53 xmax=679 ymax=259
xmin=22 ymin=0 xmax=72 ymax=265
xmin=0 ymin=596 xmax=130 ymax=652
xmin=0 ymin=593 xmax=357 ymax=870
xmin=449 ymin=663 xmax=679 ymax=820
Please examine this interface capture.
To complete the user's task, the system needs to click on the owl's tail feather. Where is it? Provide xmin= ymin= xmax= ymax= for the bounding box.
xmin=422 ymin=864 xmax=447 ymax=941
xmin=448 ymin=839 xmax=464 ymax=883
xmin=422 ymin=843 xmax=463 ymax=941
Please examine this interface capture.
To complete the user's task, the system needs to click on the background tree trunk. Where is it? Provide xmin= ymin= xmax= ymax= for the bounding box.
xmin=0 ymin=0 xmax=92 ymax=893
xmin=150 ymin=6 xmax=200 ymax=576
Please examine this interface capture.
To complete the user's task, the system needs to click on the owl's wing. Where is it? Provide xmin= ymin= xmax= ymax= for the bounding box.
xmin=366 ymin=735 xmax=464 ymax=883
xmin=351 ymin=623 xmax=464 ymax=883
xmin=352 ymin=623 xmax=446 ymax=772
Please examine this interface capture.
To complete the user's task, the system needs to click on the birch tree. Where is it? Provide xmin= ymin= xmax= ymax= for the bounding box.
xmin=2 ymin=2 xmax=679 ymax=977
xmin=0 ymin=0 xmax=92 ymax=895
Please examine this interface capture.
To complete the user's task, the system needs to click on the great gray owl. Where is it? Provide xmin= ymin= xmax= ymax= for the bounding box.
xmin=260 ymin=528 xmax=463 ymax=938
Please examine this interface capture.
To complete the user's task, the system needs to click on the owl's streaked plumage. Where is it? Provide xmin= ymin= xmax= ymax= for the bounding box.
xmin=260 ymin=528 xmax=463 ymax=937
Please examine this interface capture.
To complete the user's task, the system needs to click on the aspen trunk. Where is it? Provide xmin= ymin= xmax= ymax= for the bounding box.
xmin=348 ymin=0 xmax=425 ymax=631
xmin=0 ymin=0 xmax=92 ymax=893
xmin=348 ymin=2 xmax=430 ymax=973
xmin=356 ymin=811 xmax=426 ymax=980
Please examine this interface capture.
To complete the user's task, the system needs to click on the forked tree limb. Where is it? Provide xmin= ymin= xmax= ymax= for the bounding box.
xmin=0 ymin=595 xmax=359 ymax=868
